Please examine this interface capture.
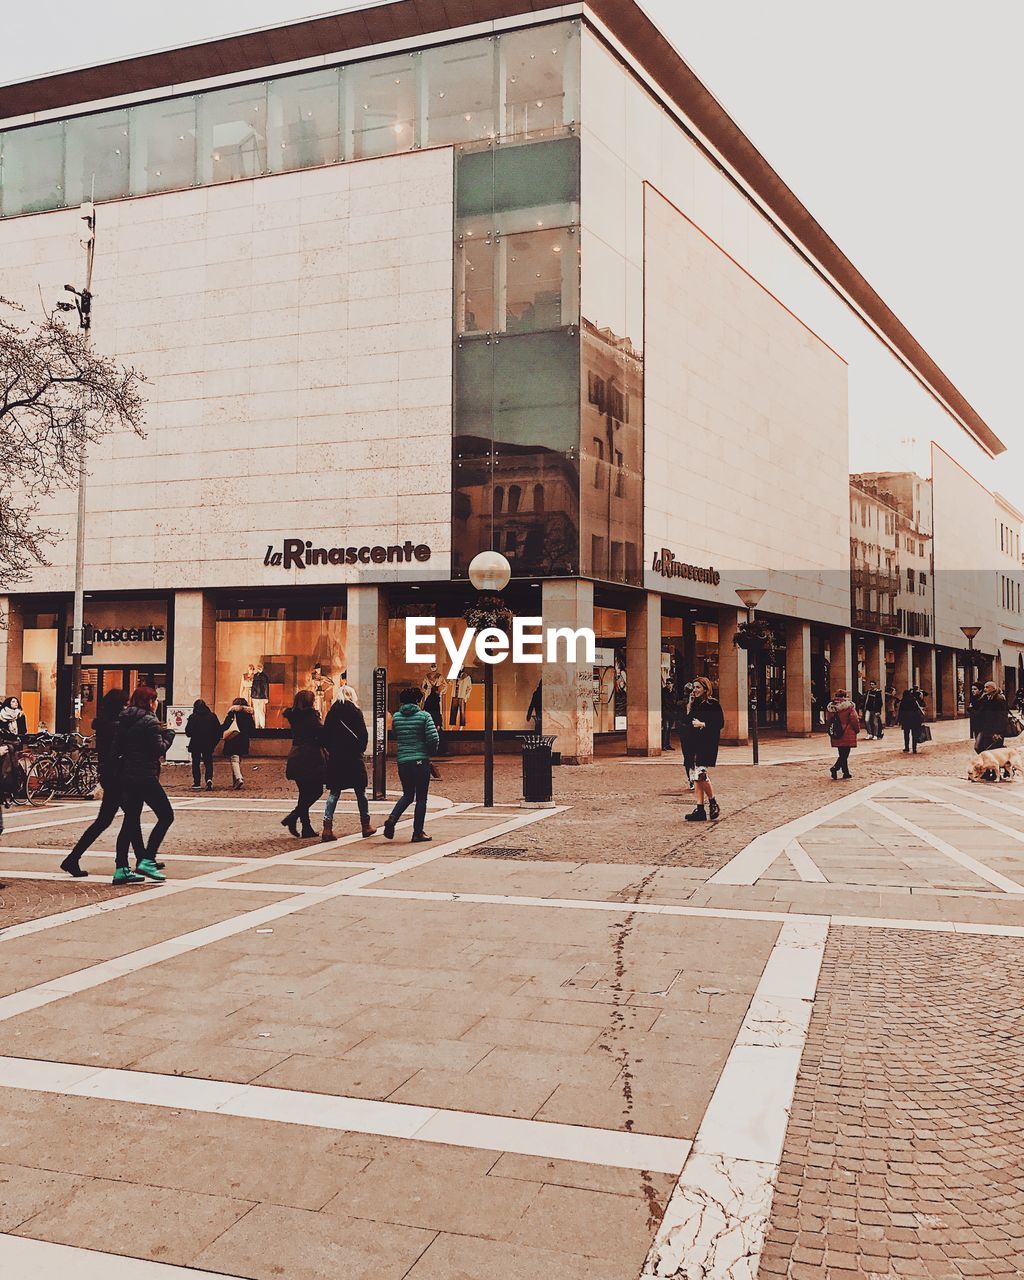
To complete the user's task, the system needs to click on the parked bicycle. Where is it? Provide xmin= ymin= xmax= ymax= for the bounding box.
xmin=23 ymin=732 xmax=100 ymax=807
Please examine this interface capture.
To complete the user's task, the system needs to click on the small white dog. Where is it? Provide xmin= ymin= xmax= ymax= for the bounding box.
xmin=967 ymin=745 xmax=1024 ymax=783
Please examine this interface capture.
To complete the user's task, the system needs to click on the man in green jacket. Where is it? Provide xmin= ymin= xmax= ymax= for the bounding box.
xmin=383 ymin=688 xmax=441 ymax=842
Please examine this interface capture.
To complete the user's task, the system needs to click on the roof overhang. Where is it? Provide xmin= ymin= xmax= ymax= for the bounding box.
xmin=0 ymin=0 xmax=1004 ymax=458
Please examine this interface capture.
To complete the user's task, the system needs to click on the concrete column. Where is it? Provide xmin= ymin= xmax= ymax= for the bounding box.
xmin=918 ymin=645 xmax=937 ymax=722
xmin=718 ymin=607 xmax=749 ymax=745
xmin=346 ymin=585 xmax=388 ymax=715
xmin=172 ymin=591 xmax=215 ymax=706
xmin=542 ymin=579 xmax=594 ymax=765
xmin=785 ymin=619 xmax=813 ymax=737
xmin=0 ymin=596 xmax=25 ymax=698
xmin=626 ymin=592 xmax=662 ymax=756
xmin=892 ymin=639 xmax=912 ymax=697
xmin=828 ymin=628 xmax=853 ymax=696
xmin=938 ymin=649 xmax=957 ymax=719
xmin=864 ymin=635 xmax=886 ymax=688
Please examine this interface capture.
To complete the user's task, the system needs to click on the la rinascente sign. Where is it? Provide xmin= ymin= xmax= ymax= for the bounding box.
xmin=265 ymin=539 xmax=432 ymax=569
xmin=652 ymin=548 xmax=721 ymax=586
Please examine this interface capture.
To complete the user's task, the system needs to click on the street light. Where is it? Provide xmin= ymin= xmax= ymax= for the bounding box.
xmin=468 ymin=550 xmax=512 ymax=807
xmin=961 ymin=626 xmax=981 ymax=710
xmin=737 ymin=587 xmax=767 ymax=766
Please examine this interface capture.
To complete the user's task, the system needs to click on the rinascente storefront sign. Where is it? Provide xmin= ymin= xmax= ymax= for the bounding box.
xmin=652 ymin=548 xmax=721 ymax=586
xmin=264 ymin=539 xmax=432 ymax=569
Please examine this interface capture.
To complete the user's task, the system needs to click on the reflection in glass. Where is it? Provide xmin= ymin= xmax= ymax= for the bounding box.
xmin=0 ymin=123 xmax=64 ymax=215
xmin=456 ymin=136 xmax=580 ymax=221
xmin=268 ymin=69 xmax=341 ymax=172
xmin=456 ymin=233 xmax=496 ymax=334
xmin=500 ymin=23 xmax=578 ymax=139
xmin=199 ymin=83 xmax=268 ymax=184
xmin=65 ymin=111 xmax=129 ymax=204
xmin=506 ymin=226 xmax=578 ymax=333
xmin=423 ymin=42 xmax=496 ymax=146
xmin=130 ymin=98 xmax=197 ymax=195
xmin=348 ymin=53 xmax=417 ymax=159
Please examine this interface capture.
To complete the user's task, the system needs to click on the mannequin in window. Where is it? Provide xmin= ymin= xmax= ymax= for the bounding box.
xmin=421 ymin=664 xmax=448 ymax=773
xmin=250 ymin=662 xmax=270 ymax=730
xmin=308 ymin=663 xmax=334 ymax=719
xmin=449 ymin=669 xmax=473 ymax=729
xmin=239 ymin=663 xmax=255 ymax=703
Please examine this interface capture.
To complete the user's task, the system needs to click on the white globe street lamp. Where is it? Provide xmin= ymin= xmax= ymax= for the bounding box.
xmin=468 ymin=551 xmax=512 ymax=807
xmin=468 ymin=550 xmax=512 ymax=594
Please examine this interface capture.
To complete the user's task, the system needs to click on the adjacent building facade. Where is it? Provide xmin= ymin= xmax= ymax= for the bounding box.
xmin=0 ymin=0 xmax=1012 ymax=760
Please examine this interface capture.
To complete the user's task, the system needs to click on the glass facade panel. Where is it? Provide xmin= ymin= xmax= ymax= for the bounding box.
xmin=456 ymin=136 xmax=580 ymax=220
xmin=213 ymin=604 xmax=346 ymax=724
xmin=0 ymin=122 xmax=64 ymax=215
xmin=268 ymin=68 xmax=341 ymax=172
xmin=199 ymin=83 xmax=268 ymax=184
xmin=456 ymin=232 xmax=497 ymax=335
xmin=505 ymin=226 xmax=578 ymax=333
xmin=422 ymin=41 xmax=496 ymax=147
xmin=500 ymin=23 xmax=578 ymax=139
xmin=65 ymin=111 xmax=130 ymax=205
xmin=130 ymin=97 xmax=197 ymax=195
xmin=348 ymin=53 xmax=418 ymax=159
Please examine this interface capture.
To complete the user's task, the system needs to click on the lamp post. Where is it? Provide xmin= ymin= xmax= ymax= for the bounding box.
xmin=961 ymin=625 xmax=981 ymax=714
xmin=468 ymin=550 xmax=512 ymax=807
xmin=737 ymin=588 xmax=767 ymax=766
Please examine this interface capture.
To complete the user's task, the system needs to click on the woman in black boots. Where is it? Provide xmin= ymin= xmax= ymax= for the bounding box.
xmin=282 ymin=689 xmax=325 ymax=838
xmin=321 ymin=685 xmax=376 ymax=842
xmin=681 ymin=677 xmax=725 ymax=822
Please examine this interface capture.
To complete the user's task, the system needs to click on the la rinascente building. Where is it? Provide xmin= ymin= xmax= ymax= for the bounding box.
xmin=0 ymin=0 xmax=1018 ymax=760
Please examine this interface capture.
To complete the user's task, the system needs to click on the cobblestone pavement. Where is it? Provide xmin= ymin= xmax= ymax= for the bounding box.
xmin=759 ymin=927 xmax=1024 ymax=1280
xmin=0 ymin=876 xmax=141 ymax=927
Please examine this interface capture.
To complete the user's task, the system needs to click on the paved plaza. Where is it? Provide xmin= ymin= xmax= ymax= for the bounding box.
xmin=1 ymin=738 xmax=1024 ymax=1278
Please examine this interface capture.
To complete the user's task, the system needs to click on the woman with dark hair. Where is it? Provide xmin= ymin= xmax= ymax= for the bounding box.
xmin=0 ymin=696 xmax=28 ymax=740
xmin=827 ymin=688 xmax=861 ymax=778
xmin=680 ymin=677 xmax=725 ymax=821
xmin=59 ymin=688 xmax=145 ymax=878
xmin=185 ymin=699 xmax=222 ymax=791
xmin=111 ymin=686 xmax=175 ymax=884
xmin=321 ymin=686 xmax=375 ymax=842
xmin=281 ymin=688 xmax=325 ymax=838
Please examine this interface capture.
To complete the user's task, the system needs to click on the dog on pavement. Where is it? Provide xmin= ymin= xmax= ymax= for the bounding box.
xmin=967 ymin=745 xmax=1024 ymax=783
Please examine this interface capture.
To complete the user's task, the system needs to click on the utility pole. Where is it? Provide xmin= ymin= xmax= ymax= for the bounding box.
xmin=58 ymin=199 xmax=96 ymax=734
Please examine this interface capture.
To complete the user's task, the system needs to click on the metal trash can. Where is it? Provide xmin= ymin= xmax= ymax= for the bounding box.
xmin=520 ymin=734 xmax=556 ymax=807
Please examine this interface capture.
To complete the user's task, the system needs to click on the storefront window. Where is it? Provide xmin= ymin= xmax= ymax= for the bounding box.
xmin=268 ymin=68 xmax=342 ymax=172
xmin=199 ymin=83 xmax=268 ymax=184
xmin=21 ymin=612 xmax=60 ymax=733
xmin=593 ymin=606 xmax=627 ymax=734
xmin=65 ymin=110 xmax=130 ymax=205
xmin=214 ymin=603 xmax=346 ymax=726
xmin=130 ymin=97 xmax=198 ymax=195
xmin=0 ymin=122 xmax=64 ymax=215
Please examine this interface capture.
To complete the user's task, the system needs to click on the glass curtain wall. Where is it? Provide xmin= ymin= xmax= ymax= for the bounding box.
xmin=0 ymin=20 xmax=580 ymax=217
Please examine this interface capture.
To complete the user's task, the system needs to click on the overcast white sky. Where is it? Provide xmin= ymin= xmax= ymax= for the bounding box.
xmin=4 ymin=1 xmax=1021 ymax=498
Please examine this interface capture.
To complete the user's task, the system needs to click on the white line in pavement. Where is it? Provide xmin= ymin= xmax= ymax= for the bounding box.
xmin=0 ymin=806 xmax=561 ymax=1019
xmin=708 ymin=781 xmax=893 ymax=885
xmin=864 ymin=798 xmax=1024 ymax=895
xmin=0 ymin=1234 xmax=239 ymax=1280
xmin=0 ymin=1053 xmax=688 ymax=1174
xmin=642 ymin=918 xmax=829 ymax=1279
xmin=783 ymin=839 xmax=826 ymax=883
xmin=926 ymin=778 xmax=1024 ymax=822
xmin=0 ymin=847 xmax=264 ymax=863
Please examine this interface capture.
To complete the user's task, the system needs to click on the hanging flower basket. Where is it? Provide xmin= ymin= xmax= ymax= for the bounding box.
xmin=733 ymin=620 xmax=782 ymax=661
xmin=464 ymin=595 xmax=515 ymax=634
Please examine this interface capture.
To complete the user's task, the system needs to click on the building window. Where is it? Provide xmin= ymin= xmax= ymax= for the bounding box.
xmin=493 ymin=486 xmax=505 ymax=515
xmin=66 ymin=111 xmax=130 ymax=205
xmin=507 ymin=484 xmax=522 ymax=515
xmin=533 ymin=483 xmax=545 ymax=513
xmin=129 ymin=97 xmax=198 ymax=195
xmin=268 ymin=68 xmax=342 ymax=171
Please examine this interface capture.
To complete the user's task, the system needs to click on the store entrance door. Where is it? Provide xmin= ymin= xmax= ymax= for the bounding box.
xmin=81 ymin=666 xmax=168 ymax=722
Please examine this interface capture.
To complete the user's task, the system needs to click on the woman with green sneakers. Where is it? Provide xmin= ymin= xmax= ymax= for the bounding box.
xmin=111 ymin=686 xmax=175 ymax=885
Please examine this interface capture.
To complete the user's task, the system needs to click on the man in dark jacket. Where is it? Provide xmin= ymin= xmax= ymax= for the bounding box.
xmin=863 ymin=681 xmax=884 ymax=739
xmin=974 ymin=682 xmax=1010 ymax=754
xmin=383 ymin=689 xmax=440 ymax=842
xmin=185 ymin=699 xmax=222 ymax=791
xmin=250 ymin=664 xmax=270 ymax=729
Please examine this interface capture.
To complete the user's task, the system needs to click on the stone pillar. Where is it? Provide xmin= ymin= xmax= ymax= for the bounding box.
xmin=626 ymin=592 xmax=662 ymax=757
xmin=938 ymin=649 xmax=957 ymax=719
xmin=864 ymin=635 xmax=886 ymax=688
xmin=0 ymin=596 xmax=25 ymax=699
xmin=892 ymin=639 xmax=912 ymax=697
xmin=918 ymin=645 xmax=937 ymax=722
xmin=718 ymin=607 xmax=749 ymax=745
xmin=828 ymin=628 xmax=853 ymax=696
xmin=172 ymin=591 xmax=215 ymax=706
xmin=346 ymin=585 xmax=388 ymax=715
xmin=785 ymin=619 xmax=813 ymax=737
xmin=542 ymin=579 xmax=594 ymax=765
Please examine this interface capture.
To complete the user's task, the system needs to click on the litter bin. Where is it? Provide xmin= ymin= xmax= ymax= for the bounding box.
xmin=520 ymin=734 xmax=556 ymax=807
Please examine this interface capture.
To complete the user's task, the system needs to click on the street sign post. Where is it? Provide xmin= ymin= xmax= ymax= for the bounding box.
xmin=372 ymin=667 xmax=387 ymax=801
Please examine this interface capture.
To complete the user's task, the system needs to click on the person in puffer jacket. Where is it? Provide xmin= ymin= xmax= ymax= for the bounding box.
xmin=382 ymin=688 xmax=440 ymax=843
xmin=111 ymin=686 xmax=174 ymax=885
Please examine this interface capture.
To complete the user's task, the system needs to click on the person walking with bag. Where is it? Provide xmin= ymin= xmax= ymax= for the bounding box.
xmin=863 ymin=681 xmax=884 ymax=739
xmin=974 ymin=681 xmax=1010 ymax=755
xmin=827 ymin=689 xmax=860 ymax=779
xmin=221 ymin=697 xmax=256 ymax=791
xmin=281 ymin=689 xmax=325 ymax=838
xmin=59 ymin=689 xmax=145 ymax=878
xmin=382 ymin=688 xmax=439 ymax=842
xmin=680 ymin=677 xmax=725 ymax=822
xmin=897 ymin=687 xmax=925 ymax=754
xmin=185 ymin=699 xmax=222 ymax=791
xmin=112 ymin=686 xmax=174 ymax=884
xmin=321 ymin=685 xmax=376 ymax=842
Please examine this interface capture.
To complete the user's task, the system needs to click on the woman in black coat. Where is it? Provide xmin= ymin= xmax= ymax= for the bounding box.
xmin=185 ymin=699 xmax=222 ymax=791
xmin=281 ymin=689 xmax=324 ymax=838
xmin=680 ymin=676 xmax=725 ymax=822
xmin=897 ymin=688 xmax=925 ymax=753
xmin=112 ymin=685 xmax=175 ymax=883
xmin=221 ymin=697 xmax=256 ymax=791
xmin=59 ymin=688 xmax=145 ymax=878
xmin=321 ymin=686 xmax=375 ymax=842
